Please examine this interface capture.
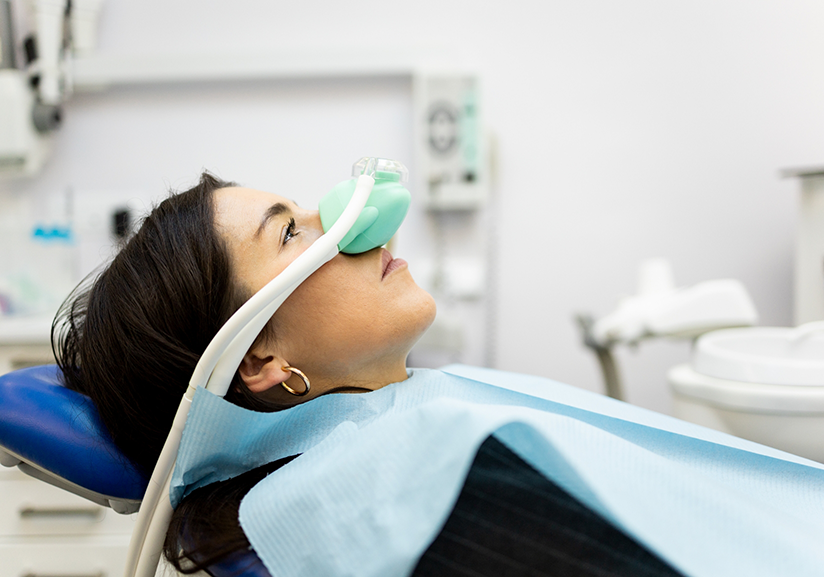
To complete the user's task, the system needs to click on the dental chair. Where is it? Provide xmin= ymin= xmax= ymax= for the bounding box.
xmin=0 ymin=364 xmax=267 ymax=577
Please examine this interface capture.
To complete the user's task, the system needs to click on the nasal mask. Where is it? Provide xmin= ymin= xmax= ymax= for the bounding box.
xmin=125 ymin=158 xmax=412 ymax=577
xmin=320 ymin=157 xmax=411 ymax=254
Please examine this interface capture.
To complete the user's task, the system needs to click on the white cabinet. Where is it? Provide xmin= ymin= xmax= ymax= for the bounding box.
xmin=0 ymin=538 xmax=131 ymax=577
xmin=0 ymin=343 xmax=54 ymax=374
xmin=0 ymin=466 xmax=136 ymax=577
xmin=0 ymin=315 xmax=56 ymax=373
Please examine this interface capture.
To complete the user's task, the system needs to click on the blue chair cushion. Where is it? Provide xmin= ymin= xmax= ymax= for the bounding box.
xmin=206 ymin=549 xmax=271 ymax=577
xmin=0 ymin=365 xmax=147 ymax=500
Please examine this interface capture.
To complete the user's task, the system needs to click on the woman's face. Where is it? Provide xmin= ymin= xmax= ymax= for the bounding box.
xmin=213 ymin=186 xmax=436 ymax=402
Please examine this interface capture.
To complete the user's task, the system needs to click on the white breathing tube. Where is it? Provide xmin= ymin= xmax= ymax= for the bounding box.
xmin=123 ymin=168 xmax=378 ymax=577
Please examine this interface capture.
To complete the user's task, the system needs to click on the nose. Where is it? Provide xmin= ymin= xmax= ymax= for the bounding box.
xmin=303 ymin=210 xmax=324 ymax=245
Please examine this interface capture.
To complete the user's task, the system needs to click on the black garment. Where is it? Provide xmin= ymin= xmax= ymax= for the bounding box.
xmin=411 ymin=436 xmax=684 ymax=577
xmin=207 ymin=436 xmax=684 ymax=577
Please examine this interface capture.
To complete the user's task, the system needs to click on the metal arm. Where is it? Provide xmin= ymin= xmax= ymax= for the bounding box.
xmin=576 ymin=313 xmax=625 ymax=401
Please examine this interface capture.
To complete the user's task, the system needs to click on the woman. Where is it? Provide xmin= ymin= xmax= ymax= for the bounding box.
xmin=55 ymin=173 xmax=812 ymax=577
xmin=58 ymin=172 xmax=437 ymax=473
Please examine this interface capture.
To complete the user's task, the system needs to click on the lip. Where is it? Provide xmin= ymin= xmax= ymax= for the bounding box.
xmin=381 ymin=248 xmax=407 ymax=280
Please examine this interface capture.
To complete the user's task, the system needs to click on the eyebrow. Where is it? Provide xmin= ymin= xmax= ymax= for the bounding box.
xmin=254 ymin=202 xmax=292 ymax=239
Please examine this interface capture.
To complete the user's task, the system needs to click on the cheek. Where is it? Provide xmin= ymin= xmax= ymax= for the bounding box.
xmin=271 ymin=262 xmax=372 ymax=349
xmin=271 ymin=259 xmax=434 ymax=361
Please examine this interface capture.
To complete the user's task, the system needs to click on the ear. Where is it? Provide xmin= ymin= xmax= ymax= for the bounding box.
xmin=238 ymin=352 xmax=291 ymax=393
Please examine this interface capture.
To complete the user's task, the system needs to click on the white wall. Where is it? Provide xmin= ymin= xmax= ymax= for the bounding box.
xmin=2 ymin=0 xmax=823 ymax=414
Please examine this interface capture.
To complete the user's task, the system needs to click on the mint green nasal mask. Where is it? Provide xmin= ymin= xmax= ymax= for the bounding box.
xmin=318 ymin=158 xmax=411 ymax=254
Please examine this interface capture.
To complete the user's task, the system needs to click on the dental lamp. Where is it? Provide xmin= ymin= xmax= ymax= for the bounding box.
xmin=0 ymin=0 xmax=72 ymax=176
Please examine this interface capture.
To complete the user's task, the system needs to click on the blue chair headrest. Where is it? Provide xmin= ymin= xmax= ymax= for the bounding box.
xmin=0 ymin=365 xmax=148 ymax=504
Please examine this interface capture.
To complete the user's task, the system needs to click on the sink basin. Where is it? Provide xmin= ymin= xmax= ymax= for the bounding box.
xmin=693 ymin=322 xmax=824 ymax=386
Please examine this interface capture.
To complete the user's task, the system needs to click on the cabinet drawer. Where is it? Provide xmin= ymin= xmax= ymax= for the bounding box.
xmin=0 ymin=467 xmax=27 ymax=482
xmin=0 ymin=479 xmax=135 ymax=537
xmin=0 ymin=539 xmax=129 ymax=577
xmin=0 ymin=344 xmax=55 ymax=375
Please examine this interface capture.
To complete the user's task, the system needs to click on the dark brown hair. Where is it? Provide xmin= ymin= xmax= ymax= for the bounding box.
xmin=168 ymin=456 xmax=297 ymax=575
xmin=52 ymin=172 xmax=275 ymax=573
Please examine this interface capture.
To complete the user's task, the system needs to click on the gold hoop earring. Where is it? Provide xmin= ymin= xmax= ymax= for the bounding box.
xmin=280 ymin=366 xmax=310 ymax=396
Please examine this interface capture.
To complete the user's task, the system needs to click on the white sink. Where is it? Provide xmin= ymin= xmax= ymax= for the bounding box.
xmin=693 ymin=322 xmax=824 ymax=386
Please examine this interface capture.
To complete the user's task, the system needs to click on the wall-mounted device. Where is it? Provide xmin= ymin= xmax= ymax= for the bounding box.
xmin=409 ymin=73 xmax=496 ymax=368
xmin=413 ymin=74 xmax=486 ymax=210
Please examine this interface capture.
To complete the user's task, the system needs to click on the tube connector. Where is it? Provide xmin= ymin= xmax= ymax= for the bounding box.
xmin=351 ymin=157 xmax=409 ymax=183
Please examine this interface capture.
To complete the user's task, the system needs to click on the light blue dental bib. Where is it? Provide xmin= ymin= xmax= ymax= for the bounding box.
xmin=172 ymin=366 xmax=824 ymax=577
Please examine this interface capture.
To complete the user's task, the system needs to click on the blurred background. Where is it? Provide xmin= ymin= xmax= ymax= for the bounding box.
xmin=2 ymin=0 xmax=824 ymax=415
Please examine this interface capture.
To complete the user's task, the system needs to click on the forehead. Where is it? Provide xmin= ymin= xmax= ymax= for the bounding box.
xmin=213 ymin=186 xmax=289 ymax=235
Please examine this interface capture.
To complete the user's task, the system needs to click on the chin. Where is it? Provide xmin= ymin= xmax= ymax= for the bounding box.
xmin=411 ymin=290 xmax=438 ymax=340
xmin=423 ymin=292 xmax=437 ymax=327
xmin=395 ymin=274 xmax=437 ymax=348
